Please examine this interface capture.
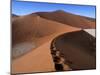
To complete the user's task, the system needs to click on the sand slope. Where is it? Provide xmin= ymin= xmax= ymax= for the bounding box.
xmin=12 ymin=14 xmax=80 ymax=73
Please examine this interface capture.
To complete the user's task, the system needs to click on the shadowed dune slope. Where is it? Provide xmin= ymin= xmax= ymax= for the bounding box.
xmin=36 ymin=10 xmax=95 ymax=28
xmin=51 ymin=30 xmax=96 ymax=70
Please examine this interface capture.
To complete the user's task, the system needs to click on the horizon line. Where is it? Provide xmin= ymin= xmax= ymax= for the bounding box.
xmin=12 ymin=10 xmax=96 ymax=19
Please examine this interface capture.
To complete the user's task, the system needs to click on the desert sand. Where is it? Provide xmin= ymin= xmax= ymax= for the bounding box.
xmin=12 ymin=10 xmax=96 ymax=74
xmin=12 ymin=15 xmax=80 ymax=74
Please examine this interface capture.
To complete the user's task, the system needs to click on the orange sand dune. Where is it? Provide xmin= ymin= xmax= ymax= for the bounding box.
xmin=12 ymin=14 xmax=81 ymax=73
xmin=12 ymin=14 xmax=80 ymax=46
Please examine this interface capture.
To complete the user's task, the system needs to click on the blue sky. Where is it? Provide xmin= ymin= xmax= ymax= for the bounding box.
xmin=12 ymin=0 xmax=96 ymax=18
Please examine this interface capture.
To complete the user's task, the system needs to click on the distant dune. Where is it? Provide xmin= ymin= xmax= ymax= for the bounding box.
xmin=36 ymin=10 xmax=95 ymax=28
xmin=83 ymin=16 xmax=96 ymax=22
xmin=12 ymin=10 xmax=96 ymax=74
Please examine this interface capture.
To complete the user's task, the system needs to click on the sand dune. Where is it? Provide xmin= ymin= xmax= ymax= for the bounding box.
xmin=12 ymin=13 xmax=81 ymax=73
xmin=12 ymin=14 xmax=80 ymax=46
xmin=12 ymin=10 xmax=96 ymax=74
xmin=36 ymin=10 xmax=95 ymax=28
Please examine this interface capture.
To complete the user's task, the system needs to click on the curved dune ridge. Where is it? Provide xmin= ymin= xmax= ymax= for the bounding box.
xmin=12 ymin=13 xmax=80 ymax=45
xmin=51 ymin=30 xmax=96 ymax=70
xmin=36 ymin=10 xmax=96 ymax=28
xmin=12 ymin=10 xmax=96 ymax=74
xmin=12 ymin=13 xmax=81 ymax=73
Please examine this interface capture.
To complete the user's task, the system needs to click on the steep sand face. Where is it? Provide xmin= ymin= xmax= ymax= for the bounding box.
xmin=12 ymin=14 xmax=81 ymax=73
xmin=36 ymin=10 xmax=95 ymax=29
